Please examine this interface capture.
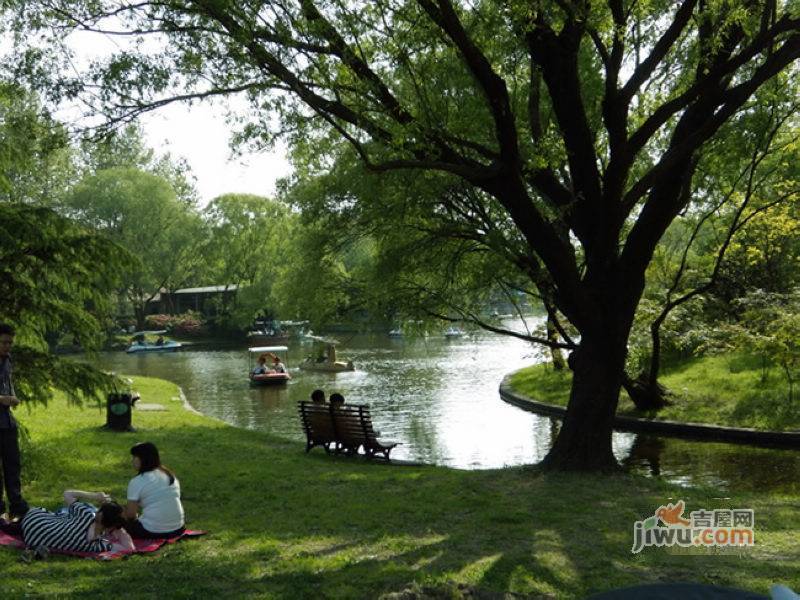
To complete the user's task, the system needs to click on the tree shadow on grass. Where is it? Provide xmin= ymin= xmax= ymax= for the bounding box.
xmin=4 ymin=421 xmax=590 ymax=597
xmin=2 ymin=419 xmax=789 ymax=599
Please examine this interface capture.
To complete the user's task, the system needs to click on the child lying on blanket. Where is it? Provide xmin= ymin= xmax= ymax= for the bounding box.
xmin=0 ymin=490 xmax=134 ymax=554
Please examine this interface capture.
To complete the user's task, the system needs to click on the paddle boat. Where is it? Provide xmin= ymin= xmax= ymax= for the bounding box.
xmin=126 ymin=331 xmax=183 ymax=354
xmin=248 ymin=346 xmax=291 ymax=385
xmin=299 ymin=336 xmax=355 ymax=372
xmin=388 ymin=328 xmax=403 ymax=338
xmin=246 ymin=318 xmax=290 ymax=344
xmin=246 ymin=329 xmax=290 ymax=344
xmin=281 ymin=320 xmax=311 ymax=339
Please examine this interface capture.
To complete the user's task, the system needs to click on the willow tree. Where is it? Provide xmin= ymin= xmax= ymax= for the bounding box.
xmin=11 ymin=0 xmax=800 ymax=470
xmin=203 ymin=193 xmax=296 ymax=328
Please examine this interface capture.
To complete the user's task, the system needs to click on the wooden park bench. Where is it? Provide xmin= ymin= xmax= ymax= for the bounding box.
xmin=298 ymin=401 xmax=338 ymax=454
xmin=298 ymin=401 xmax=400 ymax=460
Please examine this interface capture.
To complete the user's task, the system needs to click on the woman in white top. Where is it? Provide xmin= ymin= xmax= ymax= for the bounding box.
xmin=123 ymin=442 xmax=185 ymax=539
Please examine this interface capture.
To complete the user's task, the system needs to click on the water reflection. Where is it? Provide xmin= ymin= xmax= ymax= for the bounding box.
xmin=622 ymin=435 xmax=666 ymax=477
xmin=90 ymin=322 xmax=800 ymax=491
xmin=620 ymin=434 xmax=800 ymax=493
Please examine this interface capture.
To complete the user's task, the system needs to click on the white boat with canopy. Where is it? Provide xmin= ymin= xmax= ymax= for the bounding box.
xmin=248 ymin=345 xmax=291 ymax=385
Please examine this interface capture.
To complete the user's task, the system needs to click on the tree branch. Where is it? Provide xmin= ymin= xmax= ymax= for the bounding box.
xmin=298 ymin=0 xmax=414 ymax=125
xmin=626 ymin=13 xmax=800 ymax=163
xmin=620 ymin=0 xmax=698 ymax=103
xmin=526 ymin=14 xmax=603 ymax=242
xmin=425 ymin=308 xmax=576 ymax=349
xmin=416 ymin=0 xmax=521 ymax=163
xmin=621 ymin=30 xmax=800 ymax=217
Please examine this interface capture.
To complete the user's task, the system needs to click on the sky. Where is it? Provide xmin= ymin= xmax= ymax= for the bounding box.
xmin=138 ymin=101 xmax=292 ymax=206
xmin=60 ymin=29 xmax=293 ymax=207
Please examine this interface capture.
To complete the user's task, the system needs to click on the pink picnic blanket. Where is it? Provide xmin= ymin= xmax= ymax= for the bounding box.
xmin=0 ymin=529 xmax=205 ymax=560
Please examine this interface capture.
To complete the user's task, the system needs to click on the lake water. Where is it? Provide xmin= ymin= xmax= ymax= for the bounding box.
xmin=92 ymin=320 xmax=800 ymax=492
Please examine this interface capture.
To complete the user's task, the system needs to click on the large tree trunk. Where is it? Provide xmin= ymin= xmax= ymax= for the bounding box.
xmin=622 ymin=372 xmax=672 ymax=411
xmin=540 ymin=331 xmax=628 ymax=472
xmin=620 ymin=314 xmax=672 ymax=411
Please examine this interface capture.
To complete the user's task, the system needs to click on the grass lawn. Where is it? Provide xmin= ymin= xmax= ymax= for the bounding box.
xmin=0 ymin=375 xmax=797 ymax=598
xmin=508 ymin=354 xmax=800 ymax=432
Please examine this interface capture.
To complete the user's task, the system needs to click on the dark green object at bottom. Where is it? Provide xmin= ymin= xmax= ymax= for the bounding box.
xmin=106 ymin=393 xmax=133 ymax=431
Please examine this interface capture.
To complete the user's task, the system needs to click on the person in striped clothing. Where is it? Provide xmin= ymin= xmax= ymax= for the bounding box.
xmin=9 ymin=490 xmax=134 ymax=554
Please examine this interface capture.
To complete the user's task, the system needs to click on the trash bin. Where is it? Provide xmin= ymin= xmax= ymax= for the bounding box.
xmin=105 ymin=392 xmax=134 ymax=431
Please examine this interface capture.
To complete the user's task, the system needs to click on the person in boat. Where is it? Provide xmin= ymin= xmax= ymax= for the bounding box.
xmin=123 ymin=442 xmax=185 ymax=539
xmin=310 ymin=389 xmax=326 ymax=404
xmin=155 ymin=336 xmax=165 ymax=346
xmin=0 ymin=490 xmax=134 ymax=554
xmin=252 ymin=354 xmax=269 ymax=376
xmin=271 ymin=354 xmax=287 ymax=374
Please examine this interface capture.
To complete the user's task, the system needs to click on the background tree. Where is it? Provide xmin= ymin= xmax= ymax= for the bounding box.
xmin=270 ymin=221 xmax=383 ymax=329
xmin=79 ymin=124 xmax=199 ymax=205
xmin=11 ymin=1 xmax=800 ymax=470
xmin=702 ymin=289 xmax=800 ymax=403
xmin=284 ymin=153 xmax=558 ymax=341
xmin=64 ymin=167 xmax=205 ymax=329
xmin=202 ymin=193 xmax=295 ymax=329
xmin=624 ymin=88 xmax=800 ymax=408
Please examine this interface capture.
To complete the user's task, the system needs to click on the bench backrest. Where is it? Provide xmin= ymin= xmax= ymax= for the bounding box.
xmin=299 ymin=402 xmax=337 ymax=443
xmin=299 ymin=401 xmax=382 ymax=449
xmin=299 ymin=401 xmax=380 ymax=444
xmin=331 ymin=404 xmax=378 ymax=445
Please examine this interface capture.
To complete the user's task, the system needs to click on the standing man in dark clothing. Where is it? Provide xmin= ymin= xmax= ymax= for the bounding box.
xmin=0 ymin=323 xmax=28 ymax=519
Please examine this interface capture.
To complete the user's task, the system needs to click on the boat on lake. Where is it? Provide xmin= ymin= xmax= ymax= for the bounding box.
xmin=249 ymin=346 xmax=291 ymax=385
xmin=444 ymin=326 xmax=464 ymax=338
xmin=246 ymin=330 xmax=290 ymax=344
xmin=299 ymin=336 xmax=355 ymax=372
xmin=126 ymin=340 xmax=182 ymax=353
xmin=246 ymin=318 xmax=294 ymax=344
xmin=125 ymin=330 xmax=183 ymax=353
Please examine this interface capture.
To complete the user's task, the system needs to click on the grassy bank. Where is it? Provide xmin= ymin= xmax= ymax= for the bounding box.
xmin=509 ymin=354 xmax=800 ymax=432
xmin=0 ymin=375 xmax=798 ymax=598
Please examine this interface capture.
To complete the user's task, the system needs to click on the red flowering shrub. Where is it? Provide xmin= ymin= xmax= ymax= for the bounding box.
xmin=144 ymin=312 xmax=208 ymax=337
xmin=172 ymin=312 xmax=206 ymax=336
xmin=144 ymin=314 xmax=173 ymax=330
